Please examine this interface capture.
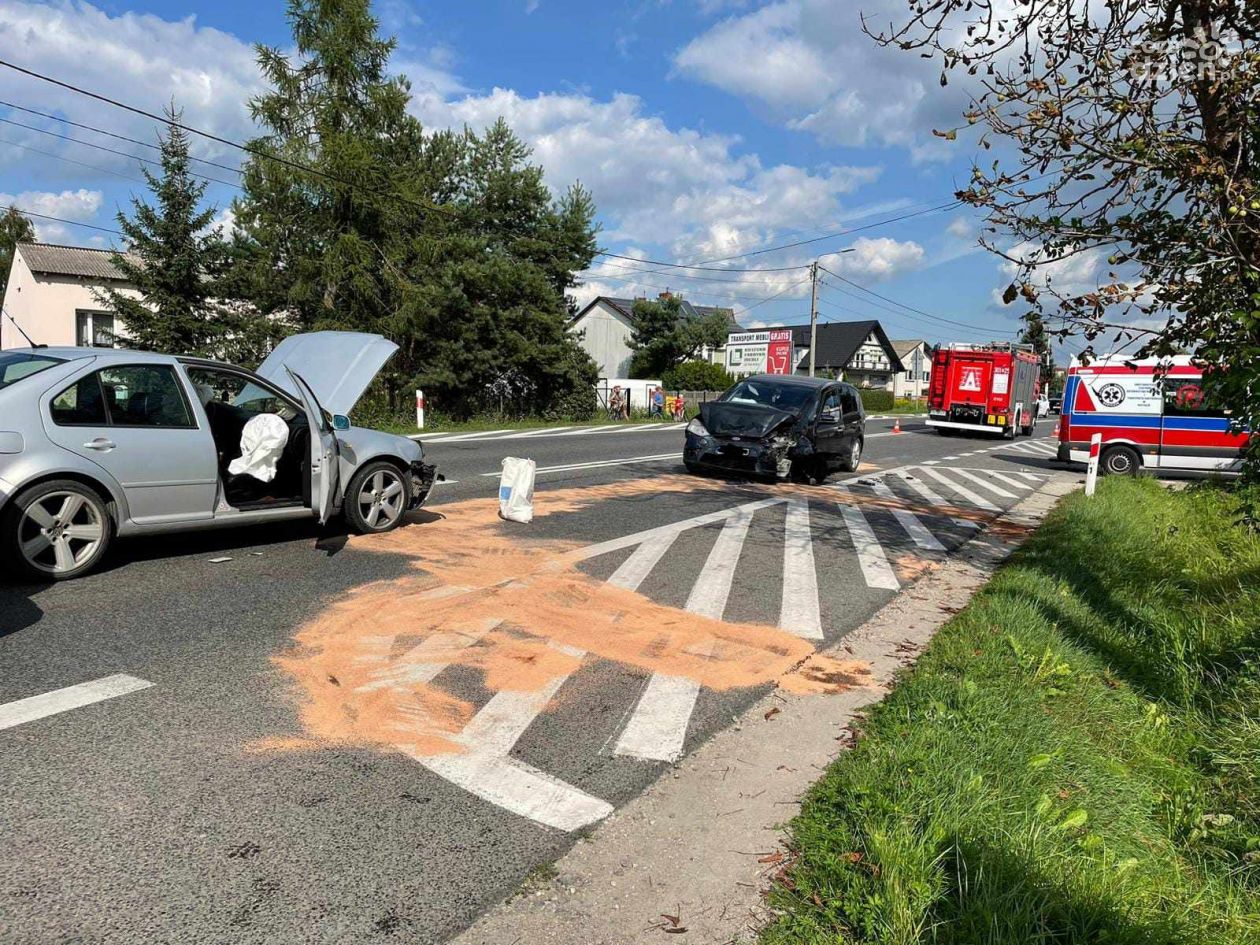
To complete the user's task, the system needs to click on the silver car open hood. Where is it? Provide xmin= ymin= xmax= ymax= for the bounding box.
xmin=255 ymin=331 xmax=398 ymax=417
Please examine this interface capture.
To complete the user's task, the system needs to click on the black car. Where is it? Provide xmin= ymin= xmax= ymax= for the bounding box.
xmin=1049 ymin=395 xmax=1063 ymax=415
xmin=683 ymin=375 xmax=865 ymax=483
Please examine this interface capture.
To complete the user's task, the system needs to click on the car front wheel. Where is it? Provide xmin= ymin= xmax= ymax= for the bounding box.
xmin=344 ymin=462 xmax=412 ymax=534
xmin=2 ymin=480 xmax=114 ymax=582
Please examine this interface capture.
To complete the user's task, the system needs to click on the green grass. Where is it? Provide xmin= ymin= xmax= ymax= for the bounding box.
xmin=764 ymin=477 xmax=1260 ymax=945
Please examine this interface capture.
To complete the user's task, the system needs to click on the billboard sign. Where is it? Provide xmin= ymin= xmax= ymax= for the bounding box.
xmin=726 ymin=329 xmax=794 ymax=376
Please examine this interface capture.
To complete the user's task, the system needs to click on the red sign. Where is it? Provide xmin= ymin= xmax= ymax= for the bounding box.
xmin=766 ymin=329 xmax=793 ymax=375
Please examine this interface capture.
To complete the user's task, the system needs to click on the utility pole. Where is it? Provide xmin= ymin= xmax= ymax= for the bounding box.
xmin=808 ymin=260 xmax=820 ymax=378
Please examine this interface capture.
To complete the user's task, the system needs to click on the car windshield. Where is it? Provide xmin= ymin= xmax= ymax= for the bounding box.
xmin=0 ymin=352 xmax=65 ymax=390
xmin=721 ymin=379 xmax=816 ymax=411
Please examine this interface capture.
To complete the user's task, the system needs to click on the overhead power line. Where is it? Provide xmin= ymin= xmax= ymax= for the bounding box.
xmin=820 ymin=264 xmax=1018 ymax=336
xmin=594 ymin=250 xmax=809 ymax=274
xmin=12 ymin=209 xmax=123 ymax=236
xmin=0 ymin=98 xmax=244 ymax=175
xmin=0 ymin=115 xmax=241 ymax=189
xmin=0 ymin=57 xmax=458 ymax=221
xmin=0 ymin=136 xmax=148 ymax=187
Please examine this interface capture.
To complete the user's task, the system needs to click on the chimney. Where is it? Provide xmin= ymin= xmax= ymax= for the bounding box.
xmin=658 ymin=291 xmax=673 ymax=301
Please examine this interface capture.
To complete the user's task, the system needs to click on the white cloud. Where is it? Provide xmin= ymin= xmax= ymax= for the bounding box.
xmin=947 ymin=216 xmax=974 ymax=239
xmin=0 ymin=188 xmax=103 ymax=241
xmin=412 ymin=87 xmax=884 ymax=265
xmin=827 ymin=236 xmax=924 ymax=281
xmin=0 ymin=1 xmax=264 ymax=167
xmin=675 ymin=0 xmax=976 ymax=160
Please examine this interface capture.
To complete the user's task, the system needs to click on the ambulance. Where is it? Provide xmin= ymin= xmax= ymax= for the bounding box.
xmin=1056 ymin=354 xmax=1249 ymax=476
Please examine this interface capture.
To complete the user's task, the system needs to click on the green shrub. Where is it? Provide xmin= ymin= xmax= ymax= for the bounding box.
xmin=663 ymin=360 xmax=734 ymax=392
xmin=858 ymin=388 xmax=895 ymax=411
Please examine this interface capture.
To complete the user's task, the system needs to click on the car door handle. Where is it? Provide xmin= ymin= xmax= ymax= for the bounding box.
xmin=83 ymin=438 xmax=116 ymax=451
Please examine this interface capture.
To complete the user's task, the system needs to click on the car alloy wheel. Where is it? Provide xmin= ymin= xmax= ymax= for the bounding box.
xmin=357 ymin=467 xmax=406 ymax=530
xmin=18 ymin=489 xmax=107 ymax=577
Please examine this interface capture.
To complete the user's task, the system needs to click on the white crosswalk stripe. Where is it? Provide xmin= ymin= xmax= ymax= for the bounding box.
xmin=843 ymin=481 xmax=947 ymax=553
xmin=779 ymin=498 xmax=824 ymax=640
xmin=840 ymin=505 xmax=900 ymax=590
xmin=615 ymin=505 xmax=754 ymax=762
xmin=949 ymin=467 xmax=1018 ymax=499
xmin=981 ymin=470 xmax=1034 ymax=490
xmin=914 ymin=466 xmax=1002 ymax=512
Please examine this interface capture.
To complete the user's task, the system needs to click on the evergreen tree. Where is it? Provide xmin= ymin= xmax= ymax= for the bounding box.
xmin=0 ymin=206 xmax=35 ymax=302
xmin=234 ymin=0 xmax=601 ymax=418
xmin=97 ymin=107 xmax=247 ymax=357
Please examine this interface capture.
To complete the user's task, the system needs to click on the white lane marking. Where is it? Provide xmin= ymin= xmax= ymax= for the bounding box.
xmin=942 ymin=455 xmax=960 ymax=460
xmin=574 ymin=497 xmax=786 ymax=562
xmin=608 ymin=423 xmax=665 ymax=434
xmin=478 ymin=453 xmax=677 ymax=477
xmin=0 ymin=674 xmax=153 ymax=730
xmin=1028 ymin=440 xmax=1058 ymax=453
xmin=552 ymin=424 xmax=622 ymax=436
xmin=1017 ymin=472 xmax=1046 ymax=481
xmin=779 ymin=498 xmax=823 ymax=640
xmin=922 ymin=459 xmax=940 ymax=465
xmin=607 ymin=532 xmax=678 ymax=592
xmin=615 ymin=505 xmax=755 ymax=762
xmin=497 ymin=426 xmax=575 ymax=439
xmin=432 ymin=429 xmax=513 ymax=442
xmin=895 ymin=469 xmax=949 ymax=507
xmin=840 ymin=505 xmax=900 ymax=590
xmin=356 ymin=619 xmax=500 ymax=692
xmin=949 ymin=467 xmax=1018 ymax=499
xmin=402 ymin=640 xmax=613 ymax=832
xmin=856 ymin=481 xmax=948 ymax=553
xmin=982 ymin=470 xmax=1033 ymax=490
xmin=915 ymin=467 xmax=1002 ymax=512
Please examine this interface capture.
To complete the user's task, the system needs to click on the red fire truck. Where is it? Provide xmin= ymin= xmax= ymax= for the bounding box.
xmin=926 ymin=343 xmax=1041 ymax=438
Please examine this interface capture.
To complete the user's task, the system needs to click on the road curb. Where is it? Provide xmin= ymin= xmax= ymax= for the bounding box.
xmin=451 ymin=473 xmax=1081 ymax=945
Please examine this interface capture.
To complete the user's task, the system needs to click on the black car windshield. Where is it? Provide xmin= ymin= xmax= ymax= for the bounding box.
xmin=721 ymin=379 xmax=816 ymax=411
xmin=0 ymin=352 xmax=65 ymax=390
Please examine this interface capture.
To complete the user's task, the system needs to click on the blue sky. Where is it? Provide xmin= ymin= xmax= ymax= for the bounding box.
xmin=0 ymin=0 xmax=1091 ymax=353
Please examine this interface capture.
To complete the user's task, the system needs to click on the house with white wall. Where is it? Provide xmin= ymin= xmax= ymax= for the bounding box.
xmin=887 ymin=339 xmax=934 ymax=398
xmin=568 ymin=294 xmax=737 ymax=380
xmin=1 ymin=243 xmax=140 ymax=350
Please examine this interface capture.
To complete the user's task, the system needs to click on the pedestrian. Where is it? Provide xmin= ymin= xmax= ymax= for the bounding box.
xmin=652 ymin=386 xmax=665 ymax=418
xmin=609 ymin=386 xmax=623 ymax=421
xmin=672 ymin=394 xmax=686 ymax=422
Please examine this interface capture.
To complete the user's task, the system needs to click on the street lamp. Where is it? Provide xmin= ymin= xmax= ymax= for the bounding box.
xmin=809 ymin=247 xmax=856 ymax=378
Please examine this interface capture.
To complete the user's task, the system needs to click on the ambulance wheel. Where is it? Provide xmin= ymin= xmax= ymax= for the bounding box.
xmin=1100 ymin=445 xmax=1141 ymax=477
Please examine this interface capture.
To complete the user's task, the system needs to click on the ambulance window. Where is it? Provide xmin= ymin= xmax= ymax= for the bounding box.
xmin=1163 ymin=379 xmax=1224 ymax=417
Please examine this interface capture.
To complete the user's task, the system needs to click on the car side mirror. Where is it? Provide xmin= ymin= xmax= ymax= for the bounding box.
xmin=332 ymin=414 xmax=351 ymax=431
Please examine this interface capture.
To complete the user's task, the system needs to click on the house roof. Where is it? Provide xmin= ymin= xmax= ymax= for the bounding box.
xmin=573 ymin=296 xmax=739 ymax=328
xmin=16 ymin=242 xmax=137 ymax=281
xmin=759 ymin=320 xmax=904 ymax=373
xmin=889 ymin=338 xmax=931 ymax=359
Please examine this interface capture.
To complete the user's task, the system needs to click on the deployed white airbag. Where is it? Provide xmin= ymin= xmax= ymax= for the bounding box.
xmin=228 ymin=413 xmax=290 ymax=483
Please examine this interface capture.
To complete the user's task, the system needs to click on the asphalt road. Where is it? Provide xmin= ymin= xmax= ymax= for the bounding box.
xmin=0 ymin=415 xmax=1072 ymax=944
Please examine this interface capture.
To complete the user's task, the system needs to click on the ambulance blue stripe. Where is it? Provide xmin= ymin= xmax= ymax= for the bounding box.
xmin=1067 ymin=414 xmax=1228 ymax=431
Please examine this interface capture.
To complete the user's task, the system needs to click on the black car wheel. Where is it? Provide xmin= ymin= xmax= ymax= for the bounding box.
xmin=837 ymin=438 xmax=863 ymax=473
xmin=1100 ymin=445 xmax=1141 ymax=477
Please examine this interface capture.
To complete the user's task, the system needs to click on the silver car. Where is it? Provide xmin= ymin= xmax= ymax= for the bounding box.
xmin=0 ymin=332 xmax=437 ymax=581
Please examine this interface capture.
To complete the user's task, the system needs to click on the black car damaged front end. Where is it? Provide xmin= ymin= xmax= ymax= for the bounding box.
xmin=683 ymin=421 xmax=814 ymax=480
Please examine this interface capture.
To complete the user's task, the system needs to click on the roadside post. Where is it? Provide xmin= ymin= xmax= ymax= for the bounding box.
xmin=1084 ymin=433 xmax=1102 ymax=496
xmin=415 ymin=389 xmax=425 ymax=430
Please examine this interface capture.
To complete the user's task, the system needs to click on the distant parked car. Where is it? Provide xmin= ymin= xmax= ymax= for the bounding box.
xmin=1048 ymin=395 xmax=1063 ymax=415
xmin=0 ymin=332 xmax=437 ymax=581
xmin=683 ymin=374 xmax=865 ymax=483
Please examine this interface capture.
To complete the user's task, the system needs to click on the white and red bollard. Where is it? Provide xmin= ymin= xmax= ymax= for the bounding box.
xmin=415 ymin=389 xmax=426 ymax=430
xmin=1084 ymin=432 xmax=1102 ymax=496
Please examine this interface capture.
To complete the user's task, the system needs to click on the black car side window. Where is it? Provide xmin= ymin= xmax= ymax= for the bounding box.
xmin=840 ymin=388 xmax=860 ymax=415
xmin=820 ymin=390 xmax=843 ymax=423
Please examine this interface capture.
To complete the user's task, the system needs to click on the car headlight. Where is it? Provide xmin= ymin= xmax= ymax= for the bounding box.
xmin=686 ymin=418 xmax=709 ymax=437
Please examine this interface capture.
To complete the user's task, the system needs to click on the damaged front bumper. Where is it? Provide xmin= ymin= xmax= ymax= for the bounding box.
xmin=684 ymin=432 xmax=808 ymax=480
xmin=409 ymin=461 xmax=441 ymax=508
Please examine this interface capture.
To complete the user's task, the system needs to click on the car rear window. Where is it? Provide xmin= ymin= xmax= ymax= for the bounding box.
xmin=0 ymin=352 xmax=65 ymax=390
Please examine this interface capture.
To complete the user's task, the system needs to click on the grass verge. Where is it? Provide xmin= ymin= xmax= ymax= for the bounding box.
xmin=764 ymin=477 xmax=1260 ymax=945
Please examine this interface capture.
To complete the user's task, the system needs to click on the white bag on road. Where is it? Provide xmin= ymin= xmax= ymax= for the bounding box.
xmin=499 ymin=456 xmax=536 ymax=523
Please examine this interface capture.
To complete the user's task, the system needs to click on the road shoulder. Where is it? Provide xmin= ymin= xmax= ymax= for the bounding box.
xmin=452 ymin=473 xmax=1079 ymax=945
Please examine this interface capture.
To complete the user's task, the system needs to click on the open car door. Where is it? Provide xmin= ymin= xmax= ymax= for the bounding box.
xmin=286 ymin=368 xmax=339 ymax=524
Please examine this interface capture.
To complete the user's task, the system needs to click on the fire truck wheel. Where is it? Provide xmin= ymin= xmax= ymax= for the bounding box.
xmin=1100 ymin=444 xmax=1141 ymax=477
xmin=1004 ymin=421 xmax=1017 ymax=440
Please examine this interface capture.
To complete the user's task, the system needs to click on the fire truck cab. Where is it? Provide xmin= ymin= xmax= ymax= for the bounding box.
xmin=926 ymin=343 xmax=1041 ymax=438
xmin=1056 ymin=355 xmax=1249 ymax=476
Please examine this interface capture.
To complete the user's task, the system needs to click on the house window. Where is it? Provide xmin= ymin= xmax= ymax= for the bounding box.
xmin=76 ymin=311 xmax=116 ymax=348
